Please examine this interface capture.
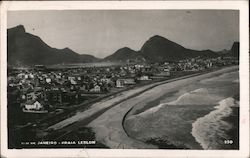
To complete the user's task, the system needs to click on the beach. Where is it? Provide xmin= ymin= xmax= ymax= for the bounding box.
xmin=48 ymin=68 xmax=218 ymax=131
xmin=87 ymin=66 xmax=239 ymax=149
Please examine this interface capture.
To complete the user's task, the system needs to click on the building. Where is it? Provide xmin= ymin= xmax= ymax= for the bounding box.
xmin=45 ymin=78 xmax=52 ymax=83
xmin=21 ymin=100 xmax=48 ymax=113
xmin=90 ymin=85 xmax=101 ymax=93
xmin=44 ymin=90 xmax=62 ymax=105
xmin=26 ymin=92 xmax=37 ymax=101
xmin=116 ymin=78 xmax=136 ymax=88
xmin=101 ymin=78 xmax=112 ymax=84
xmin=137 ymin=75 xmax=151 ymax=81
xmin=116 ymin=79 xmax=124 ymax=88
xmin=23 ymin=100 xmax=43 ymax=110
xmin=157 ymin=68 xmax=171 ymax=77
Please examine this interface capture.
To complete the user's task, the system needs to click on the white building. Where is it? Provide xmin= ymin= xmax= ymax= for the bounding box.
xmin=137 ymin=75 xmax=151 ymax=81
xmin=23 ymin=100 xmax=43 ymax=110
xmin=45 ymin=78 xmax=52 ymax=83
xmin=90 ymin=85 xmax=101 ymax=92
xmin=116 ymin=78 xmax=136 ymax=87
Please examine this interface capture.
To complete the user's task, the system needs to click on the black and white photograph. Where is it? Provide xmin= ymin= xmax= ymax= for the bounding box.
xmin=0 ymin=1 xmax=249 ymax=158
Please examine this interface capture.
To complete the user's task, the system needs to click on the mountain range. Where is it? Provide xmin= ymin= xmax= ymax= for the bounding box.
xmin=139 ymin=35 xmax=219 ymax=62
xmin=7 ymin=25 xmax=99 ymax=66
xmin=7 ymin=25 xmax=239 ymax=66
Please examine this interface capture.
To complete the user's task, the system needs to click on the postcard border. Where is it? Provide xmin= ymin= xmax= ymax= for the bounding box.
xmin=1 ymin=1 xmax=249 ymax=158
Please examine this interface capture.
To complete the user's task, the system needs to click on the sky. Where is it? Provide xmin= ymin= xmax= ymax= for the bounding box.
xmin=8 ymin=10 xmax=239 ymax=58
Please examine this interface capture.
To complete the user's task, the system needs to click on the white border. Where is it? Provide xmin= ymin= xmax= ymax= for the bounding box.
xmin=1 ymin=1 xmax=249 ymax=158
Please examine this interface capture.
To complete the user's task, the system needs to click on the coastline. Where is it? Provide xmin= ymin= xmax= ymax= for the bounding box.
xmin=221 ymin=106 xmax=239 ymax=149
xmin=221 ymin=93 xmax=239 ymax=149
xmin=16 ymin=65 xmax=239 ymax=149
xmin=191 ymin=96 xmax=239 ymax=149
xmin=12 ymin=65 xmax=239 ymax=149
xmin=88 ymin=66 xmax=238 ymax=149
xmin=49 ymin=66 xmax=238 ymax=132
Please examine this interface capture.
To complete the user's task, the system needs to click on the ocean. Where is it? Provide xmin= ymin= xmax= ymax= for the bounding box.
xmin=47 ymin=62 xmax=124 ymax=69
xmin=124 ymin=69 xmax=239 ymax=149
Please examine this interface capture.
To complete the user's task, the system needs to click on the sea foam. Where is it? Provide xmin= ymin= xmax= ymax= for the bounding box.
xmin=191 ymin=97 xmax=238 ymax=149
xmin=168 ymin=88 xmax=220 ymax=105
xmin=134 ymin=88 xmax=218 ymax=117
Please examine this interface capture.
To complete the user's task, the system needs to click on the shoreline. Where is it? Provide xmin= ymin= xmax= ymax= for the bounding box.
xmin=11 ymin=65 xmax=239 ymax=149
xmin=122 ymin=70 xmax=239 ymax=149
xmin=48 ymin=66 xmax=238 ymax=132
xmin=88 ymin=66 xmax=238 ymax=149
xmin=191 ymin=96 xmax=239 ymax=149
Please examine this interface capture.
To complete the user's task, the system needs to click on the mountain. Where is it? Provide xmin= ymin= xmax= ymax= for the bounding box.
xmin=230 ymin=42 xmax=239 ymax=58
xmin=140 ymin=35 xmax=218 ymax=62
xmin=8 ymin=25 xmax=234 ymax=66
xmin=7 ymin=25 xmax=99 ymax=66
xmin=80 ymin=54 xmax=101 ymax=63
xmin=104 ymin=47 xmax=144 ymax=62
xmin=104 ymin=35 xmax=219 ymax=63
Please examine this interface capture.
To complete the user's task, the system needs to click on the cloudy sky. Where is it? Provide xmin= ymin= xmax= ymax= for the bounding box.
xmin=8 ymin=10 xmax=239 ymax=58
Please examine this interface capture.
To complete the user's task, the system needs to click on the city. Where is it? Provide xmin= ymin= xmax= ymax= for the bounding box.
xmin=8 ymin=56 xmax=238 ymax=146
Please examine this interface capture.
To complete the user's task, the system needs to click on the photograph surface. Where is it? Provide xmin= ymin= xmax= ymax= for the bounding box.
xmin=6 ymin=9 xmax=240 ymax=150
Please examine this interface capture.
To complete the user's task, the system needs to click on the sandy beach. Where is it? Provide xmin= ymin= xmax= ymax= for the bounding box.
xmin=87 ymin=66 xmax=239 ymax=149
xmin=48 ymin=70 xmax=207 ymax=131
xmin=49 ymin=66 xmax=238 ymax=132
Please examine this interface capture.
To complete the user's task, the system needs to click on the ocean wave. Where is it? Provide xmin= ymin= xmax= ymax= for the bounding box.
xmin=191 ymin=97 xmax=239 ymax=149
xmin=168 ymin=88 xmax=220 ymax=105
xmin=133 ymin=88 xmax=219 ymax=117
xmin=133 ymin=103 xmax=165 ymax=116
xmin=200 ymin=71 xmax=238 ymax=84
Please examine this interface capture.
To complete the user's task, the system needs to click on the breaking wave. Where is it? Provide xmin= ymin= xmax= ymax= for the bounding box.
xmin=201 ymin=71 xmax=239 ymax=83
xmin=124 ymin=69 xmax=239 ymax=149
xmin=168 ymin=88 xmax=218 ymax=105
xmin=134 ymin=88 xmax=220 ymax=117
xmin=191 ymin=97 xmax=239 ymax=149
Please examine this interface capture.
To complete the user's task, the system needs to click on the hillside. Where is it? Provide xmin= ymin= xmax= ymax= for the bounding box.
xmin=140 ymin=35 xmax=218 ymax=62
xmin=104 ymin=47 xmax=144 ymax=62
xmin=8 ymin=25 xmax=237 ymax=66
xmin=230 ymin=42 xmax=239 ymax=58
xmin=105 ymin=35 xmax=219 ymax=63
xmin=7 ymin=25 xmax=99 ymax=66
